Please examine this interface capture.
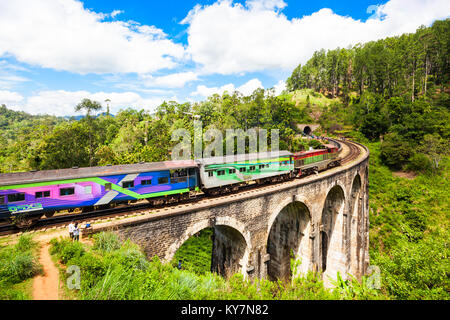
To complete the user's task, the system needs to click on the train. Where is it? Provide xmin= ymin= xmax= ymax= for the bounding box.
xmin=0 ymin=143 xmax=340 ymax=228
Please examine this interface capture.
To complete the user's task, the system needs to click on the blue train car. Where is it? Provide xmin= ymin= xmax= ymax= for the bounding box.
xmin=0 ymin=160 xmax=199 ymax=227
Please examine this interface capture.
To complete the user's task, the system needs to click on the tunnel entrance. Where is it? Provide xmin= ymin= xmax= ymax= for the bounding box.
xmin=303 ymin=126 xmax=312 ymax=135
xmin=267 ymin=201 xmax=311 ymax=282
xmin=172 ymin=225 xmax=247 ymax=278
xmin=320 ymin=186 xmax=345 ymax=279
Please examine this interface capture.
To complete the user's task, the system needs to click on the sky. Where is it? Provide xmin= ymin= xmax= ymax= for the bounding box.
xmin=0 ymin=0 xmax=449 ymax=116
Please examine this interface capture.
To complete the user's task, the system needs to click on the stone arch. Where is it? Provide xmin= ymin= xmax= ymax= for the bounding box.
xmin=267 ymin=195 xmax=313 ymax=236
xmin=266 ymin=199 xmax=312 ymax=281
xmin=211 ymin=224 xmax=248 ymax=278
xmin=164 ymin=217 xmax=250 ymax=278
xmin=320 ymin=184 xmax=346 ymax=283
xmin=165 ymin=220 xmax=212 ymax=263
xmin=349 ymin=174 xmax=362 ymax=277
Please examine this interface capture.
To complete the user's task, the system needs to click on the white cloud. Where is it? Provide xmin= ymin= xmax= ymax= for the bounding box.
xmin=0 ymin=60 xmax=30 ymax=90
xmin=272 ymin=80 xmax=286 ymax=95
xmin=237 ymin=78 xmax=264 ymax=96
xmin=191 ymin=78 xmax=263 ymax=97
xmin=0 ymin=74 xmax=30 ymax=90
xmin=141 ymin=72 xmax=199 ymax=88
xmin=182 ymin=0 xmax=450 ymax=75
xmin=0 ymin=0 xmax=186 ymax=74
xmin=110 ymin=10 xmax=123 ymax=18
xmin=3 ymin=90 xmax=171 ymax=116
xmin=0 ymin=90 xmax=24 ymax=105
xmin=246 ymin=0 xmax=286 ymax=11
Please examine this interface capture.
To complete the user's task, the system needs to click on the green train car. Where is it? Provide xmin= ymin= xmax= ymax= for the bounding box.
xmin=196 ymin=151 xmax=294 ymax=195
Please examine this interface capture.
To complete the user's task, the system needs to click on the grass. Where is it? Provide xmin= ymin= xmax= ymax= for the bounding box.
xmin=288 ymin=89 xmax=340 ymax=107
xmin=0 ymin=233 xmax=42 ymax=300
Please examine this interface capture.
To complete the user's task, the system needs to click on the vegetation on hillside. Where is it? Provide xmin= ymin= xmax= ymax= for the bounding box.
xmin=286 ymin=19 xmax=449 ymax=173
xmin=49 ymin=232 xmax=385 ymax=300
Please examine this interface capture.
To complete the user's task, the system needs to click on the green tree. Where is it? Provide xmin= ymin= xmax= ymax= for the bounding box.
xmin=75 ymin=99 xmax=103 ymax=167
xmin=419 ymin=134 xmax=449 ymax=172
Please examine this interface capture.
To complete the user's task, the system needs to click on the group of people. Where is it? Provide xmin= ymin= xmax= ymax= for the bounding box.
xmin=68 ymin=221 xmax=80 ymax=241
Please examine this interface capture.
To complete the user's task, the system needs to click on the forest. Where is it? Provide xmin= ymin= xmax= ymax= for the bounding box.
xmin=0 ymin=19 xmax=448 ymax=300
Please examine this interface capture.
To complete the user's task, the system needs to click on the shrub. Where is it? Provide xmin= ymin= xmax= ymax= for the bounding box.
xmin=14 ymin=234 xmax=36 ymax=252
xmin=92 ymin=232 xmax=122 ymax=253
xmin=73 ymin=252 xmax=106 ymax=292
xmin=380 ymin=133 xmax=413 ymax=169
xmin=50 ymin=238 xmax=85 ymax=264
xmin=407 ymin=153 xmax=432 ymax=173
xmin=0 ymin=234 xmax=41 ymax=284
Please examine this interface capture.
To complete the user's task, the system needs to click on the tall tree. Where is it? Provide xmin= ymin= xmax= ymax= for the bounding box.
xmin=75 ymin=98 xmax=102 ymax=167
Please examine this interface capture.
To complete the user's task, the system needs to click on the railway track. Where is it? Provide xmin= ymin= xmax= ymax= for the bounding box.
xmin=0 ymin=138 xmax=363 ymax=238
xmin=339 ymin=139 xmax=361 ymax=164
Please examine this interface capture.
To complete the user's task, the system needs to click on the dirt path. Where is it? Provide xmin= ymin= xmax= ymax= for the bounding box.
xmin=30 ymin=230 xmax=92 ymax=300
xmin=33 ymin=242 xmax=59 ymax=300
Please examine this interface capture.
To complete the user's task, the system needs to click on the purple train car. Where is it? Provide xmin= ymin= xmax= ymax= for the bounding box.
xmin=0 ymin=160 xmax=199 ymax=227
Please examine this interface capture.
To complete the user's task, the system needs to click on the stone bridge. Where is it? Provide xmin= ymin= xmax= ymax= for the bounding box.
xmin=85 ymin=141 xmax=369 ymax=284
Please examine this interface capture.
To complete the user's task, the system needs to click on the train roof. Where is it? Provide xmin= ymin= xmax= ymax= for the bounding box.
xmin=195 ymin=151 xmax=292 ymax=166
xmin=293 ymin=144 xmax=337 ymax=157
xmin=0 ymin=160 xmax=197 ymax=187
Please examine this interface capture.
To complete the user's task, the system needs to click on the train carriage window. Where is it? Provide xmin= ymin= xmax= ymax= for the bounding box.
xmin=8 ymin=193 xmax=25 ymax=202
xmin=36 ymin=191 xmax=51 ymax=198
xmin=188 ymin=168 xmax=196 ymax=176
xmin=170 ymin=169 xmax=187 ymax=183
xmin=208 ymin=171 xmax=214 ymax=178
xmin=239 ymin=167 xmax=246 ymax=173
xmin=228 ymin=168 xmax=236 ymax=174
xmin=249 ymin=166 xmax=256 ymax=171
xmin=60 ymin=188 xmax=75 ymax=196
xmin=0 ymin=195 xmax=5 ymax=204
xmin=141 ymin=179 xmax=152 ymax=185
xmin=122 ymin=181 xmax=134 ymax=189
xmin=258 ymin=165 xmax=265 ymax=170
xmin=217 ymin=170 xmax=225 ymax=176
xmin=85 ymin=186 xmax=92 ymax=194
xmin=105 ymin=183 xmax=112 ymax=191
xmin=158 ymin=177 xmax=169 ymax=184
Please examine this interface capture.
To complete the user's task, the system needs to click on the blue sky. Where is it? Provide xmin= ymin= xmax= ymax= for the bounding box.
xmin=0 ymin=0 xmax=449 ymax=116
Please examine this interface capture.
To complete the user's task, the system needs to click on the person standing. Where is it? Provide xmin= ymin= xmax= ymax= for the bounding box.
xmin=73 ymin=222 xmax=80 ymax=242
xmin=68 ymin=221 xmax=75 ymax=240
